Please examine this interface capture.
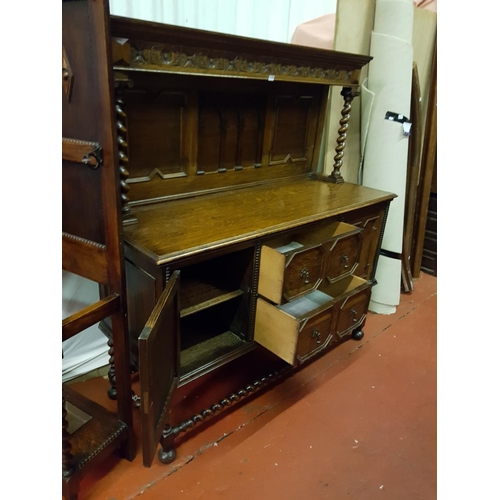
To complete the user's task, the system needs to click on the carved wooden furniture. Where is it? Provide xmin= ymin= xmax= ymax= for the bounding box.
xmin=63 ymin=0 xmax=396 ymax=494
xmin=107 ymin=14 xmax=396 ymax=468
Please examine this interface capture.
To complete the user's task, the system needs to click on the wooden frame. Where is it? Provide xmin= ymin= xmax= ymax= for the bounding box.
xmin=62 ymin=1 xmax=134 ymax=498
xmin=412 ymin=40 xmax=437 ymax=279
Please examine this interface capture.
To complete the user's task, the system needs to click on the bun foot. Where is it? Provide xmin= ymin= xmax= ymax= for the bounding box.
xmin=107 ymin=386 xmax=117 ymax=400
xmin=158 ymin=447 xmax=176 ymax=464
xmin=352 ymin=329 xmax=364 ymax=341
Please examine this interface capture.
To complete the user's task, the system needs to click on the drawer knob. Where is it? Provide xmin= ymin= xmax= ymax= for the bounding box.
xmin=351 ymin=308 xmax=358 ymax=322
xmin=341 ymin=254 xmax=349 ymax=269
xmin=301 ymin=268 xmax=310 ymax=284
xmin=312 ymin=330 xmax=322 ymax=344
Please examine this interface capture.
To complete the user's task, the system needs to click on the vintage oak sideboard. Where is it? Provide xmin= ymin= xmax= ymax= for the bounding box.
xmin=62 ymin=0 xmax=395 ymax=492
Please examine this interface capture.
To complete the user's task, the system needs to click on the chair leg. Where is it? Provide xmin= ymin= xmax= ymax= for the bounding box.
xmin=62 ymin=395 xmax=74 ymax=477
xmin=62 ymin=475 xmax=80 ymax=500
xmin=62 ymin=394 xmax=79 ymax=499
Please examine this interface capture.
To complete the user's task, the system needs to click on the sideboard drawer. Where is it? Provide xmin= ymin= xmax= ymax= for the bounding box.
xmin=258 ymin=221 xmax=362 ymax=305
xmin=325 ymin=232 xmax=361 ymax=282
xmin=327 ymin=275 xmax=372 ymax=339
xmin=258 ymin=242 xmax=325 ymax=304
xmin=254 ymin=291 xmax=333 ymax=365
xmin=295 ymin=307 xmax=334 ymax=363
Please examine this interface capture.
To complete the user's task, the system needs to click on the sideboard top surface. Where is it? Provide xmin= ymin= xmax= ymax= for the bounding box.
xmin=124 ymin=178 xmax=395 ymax=265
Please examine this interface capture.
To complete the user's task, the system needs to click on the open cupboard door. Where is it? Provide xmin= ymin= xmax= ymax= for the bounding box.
xmin=139 ymin=271 xmax=181 ymax=467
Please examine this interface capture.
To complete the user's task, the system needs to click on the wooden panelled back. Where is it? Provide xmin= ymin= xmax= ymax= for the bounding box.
xmin=107 ymin=16 xmax=371 ymax=204
xmin=114 ymin=72 xmax=326 ymax=204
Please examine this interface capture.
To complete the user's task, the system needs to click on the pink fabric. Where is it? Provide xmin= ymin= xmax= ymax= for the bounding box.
xmin=290 ymin=14 xmax=336 ymax=50
xmin=290 ymin=2 xmax=436 ymax=51
xmin=413 ymin=0 xmax=437 ymax=12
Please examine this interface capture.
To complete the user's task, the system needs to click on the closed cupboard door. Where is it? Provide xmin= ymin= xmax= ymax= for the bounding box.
xmin=139 ymin=271 xmax=180 ymax=467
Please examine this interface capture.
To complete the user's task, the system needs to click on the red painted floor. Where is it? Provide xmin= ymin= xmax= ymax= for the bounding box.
xmin=69 ymin=273 xmax=437 ymax=500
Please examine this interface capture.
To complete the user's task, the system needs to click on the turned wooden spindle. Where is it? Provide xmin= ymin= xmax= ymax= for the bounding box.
xmin=114 ymin=72 xmax=137 ymax=224
xmin=62 ymin=395 xmax=74 ymax=477
xmin=107 ymin=337 xmax=117 ymax=400
xmin=330 ymin=86 xmax=357 ymax=184
xmin=158 ymin=367 xmax=288 ymax=463
xmin=115 ymin=96 xmax=132 ymax=219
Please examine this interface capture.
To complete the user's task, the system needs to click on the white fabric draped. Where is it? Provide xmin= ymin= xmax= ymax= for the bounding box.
xmin=361 ymin=0 xmax=414 ymax=314
xmin=62 ymin=271 xmax=109 ymax=382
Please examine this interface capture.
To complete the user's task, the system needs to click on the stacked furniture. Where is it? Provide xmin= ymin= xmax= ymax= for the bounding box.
xmin=62 ymin=0 xmax=395 ymax=496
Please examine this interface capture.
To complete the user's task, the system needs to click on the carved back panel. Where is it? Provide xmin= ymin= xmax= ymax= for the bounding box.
xmin=115 ymin=73 xmax=326 ymax=204
xmin=106 ymin=17 xmax=372 ymax=205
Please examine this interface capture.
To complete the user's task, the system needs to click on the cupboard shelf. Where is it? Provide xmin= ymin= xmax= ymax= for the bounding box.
xmin=179 ymin=331 xmax=255 ymax=385
xmin=180 ymin=289 xmax=245 ymax=318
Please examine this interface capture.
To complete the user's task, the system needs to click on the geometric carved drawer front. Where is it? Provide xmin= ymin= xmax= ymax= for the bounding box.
xmin=254 ymin=291 xmax=333 ymax=366
xmin=355 ymin=215 xmax=381 ymax=279
xmin=331 ymin=277 xmax=372 ymax=338
xmin=326 ymin=232 xmax=361 ymax=283
xmin=283 ymin=245 xmax=325 ymax=302
xmin=259 ymin=242 xmax=325 ymax=305
xmin=295 ymin=306 xmax=333 ymax=363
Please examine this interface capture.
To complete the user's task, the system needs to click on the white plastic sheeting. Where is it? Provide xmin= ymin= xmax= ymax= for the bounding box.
xmin=361 ymin=0 xmax=414 ymax=314
xmin=62 ymin=271 xmax=109 ymax=382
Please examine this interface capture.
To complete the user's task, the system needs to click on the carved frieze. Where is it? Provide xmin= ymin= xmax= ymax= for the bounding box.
xmin=114 ymin=40 xmax=357 ymax=86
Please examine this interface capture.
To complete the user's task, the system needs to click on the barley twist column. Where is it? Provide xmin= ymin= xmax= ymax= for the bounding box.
xmin=107 ymin=337 xmax=117 ymax=400
xmin=329 ymin=86 xmax=358 ymax=184
xmin=114 ymin=73 xmax=137 ymax=224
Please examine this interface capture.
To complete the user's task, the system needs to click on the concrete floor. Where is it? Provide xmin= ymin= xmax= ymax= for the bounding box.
xmin=70 ymin=272 xmax=437 ymax=500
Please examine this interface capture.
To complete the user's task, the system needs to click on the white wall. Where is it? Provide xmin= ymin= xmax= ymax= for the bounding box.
xmin=109 ymin=0 xmax=336 ymax=43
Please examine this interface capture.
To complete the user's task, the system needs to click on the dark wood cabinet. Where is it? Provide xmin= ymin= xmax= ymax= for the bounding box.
xmin=62 ymin=1 xmax=395 ymax=496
